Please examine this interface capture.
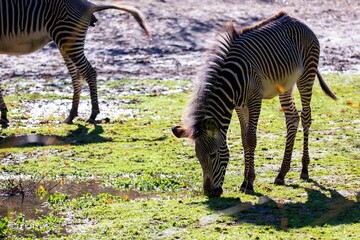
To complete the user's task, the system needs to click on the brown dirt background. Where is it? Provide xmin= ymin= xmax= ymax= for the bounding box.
xmin=0 ymin=0 xmax=359 ymax=89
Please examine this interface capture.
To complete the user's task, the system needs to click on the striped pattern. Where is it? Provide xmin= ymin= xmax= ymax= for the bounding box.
xmin=0 ymin=0 xmax=150 ymax=125
xmin=172 ymin=11 xmax=337 ymax=196
xmin=0 ymin=0 xmax=47 ymax=36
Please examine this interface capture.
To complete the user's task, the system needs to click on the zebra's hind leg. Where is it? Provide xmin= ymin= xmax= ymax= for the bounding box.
xmin=298 ymin=73 xmax=316 ymax=180
xmin=0 ymin=88 xmax=9 ymax=127
xmin=275 ymin=86 xmax=299 ymax=185
xmin=61 ymin=51 xmax=83 ymax=124
xmin=63 ymin=50 xmax=99 ymax=124
xmin=299 ymin=103 xmax=311 ymax=180
xmin=81 ymin=61 xmax=99 ymax=124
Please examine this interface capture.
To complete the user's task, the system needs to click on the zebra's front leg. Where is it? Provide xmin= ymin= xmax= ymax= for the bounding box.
xmin=275 ymin=88 xmax=300 ymax=185
xmin=64 ymin=74 xmax=83 ymax=124
xmin=237 ymin=102 xmax=261 ymax=194
xmin=240 ymin=145 xmax=256 ymax=193
xmin=70 ymin=53 xmax=100 ymax=124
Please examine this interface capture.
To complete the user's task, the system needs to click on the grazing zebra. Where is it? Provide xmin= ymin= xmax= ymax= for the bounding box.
xmin=172 ymin=11 xmax=337 ymax=197
xmin=0 ymin=0 xmax=151 ymax=126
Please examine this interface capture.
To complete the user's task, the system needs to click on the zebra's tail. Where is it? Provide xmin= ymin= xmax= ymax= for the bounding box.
xmin=317 ymin=71 xmax=337 ymax=100
xmin=92 ymin=4 xmax=151 ymax=39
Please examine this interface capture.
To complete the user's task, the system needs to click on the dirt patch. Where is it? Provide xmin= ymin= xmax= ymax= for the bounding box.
xmin=1 ymin=0 xmax=359 ymax=84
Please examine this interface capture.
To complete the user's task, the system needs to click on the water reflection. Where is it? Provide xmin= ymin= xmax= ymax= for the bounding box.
xmin=0 ymin=134 xmax=64 ymax=148
xmin=0 ymin=180 xmax=153 ymax=220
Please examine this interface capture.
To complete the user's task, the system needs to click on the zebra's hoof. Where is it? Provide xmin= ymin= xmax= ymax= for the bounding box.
xmin=300 ymin=172 xmax=309 ymax=180
xmin=274 ymin=178 xmax=285 ymax=185
xmin=240 ymin=181 xmax=254 ymax=194
xmin=204 ymin=186 xmax=223 ymax=198
xmin=240 ymin=187 xmax=255 ymax=195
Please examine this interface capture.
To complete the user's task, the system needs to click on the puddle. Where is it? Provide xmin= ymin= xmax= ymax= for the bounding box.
xmin=0 ymin=134 xmax=64 ymax=148
xmin=0 ymin=179 xmax=155 ymax=220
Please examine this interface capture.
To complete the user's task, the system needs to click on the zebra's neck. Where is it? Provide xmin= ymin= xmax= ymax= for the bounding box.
xmin=188 ymin=73 xmax=236 ymax=137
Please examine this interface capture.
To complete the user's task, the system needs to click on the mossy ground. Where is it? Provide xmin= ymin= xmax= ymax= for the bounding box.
xmin=0 ymin=74 xmax=359 ymax=239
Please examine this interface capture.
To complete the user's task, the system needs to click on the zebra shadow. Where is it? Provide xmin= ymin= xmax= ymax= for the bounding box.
xmin=201 ymin=179 xmax=359 ymax=230
xmin=0 ymin=124 xmax=111 ymax=148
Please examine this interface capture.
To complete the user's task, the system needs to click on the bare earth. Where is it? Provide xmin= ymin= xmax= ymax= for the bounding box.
xmin=1 ymin=0 xmax=359 ymax=81
xmin=0 ymin=0 xmax=359 ymax=121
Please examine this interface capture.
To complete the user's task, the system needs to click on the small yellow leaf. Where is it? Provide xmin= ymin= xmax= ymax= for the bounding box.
xmin=123 ymin=195 xmax=129 ymax=201
xmin=36 ymin=185 xmax=47 ymax=200
xmin=346 ymin=101 xmax=358 ymax=108
xmin=21 ymin=113 xmax=31 ymax=119
xmin=103 ymin=198 xmax=114 ymax=204
xmin=64 ymin=144 xmax=72 ymax=150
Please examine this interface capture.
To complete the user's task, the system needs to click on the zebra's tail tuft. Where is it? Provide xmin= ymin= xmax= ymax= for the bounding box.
xmin=317 ymin=71 xmax=337 ymax=100
xmin=92 ymin=4 xmax=151 ymax=39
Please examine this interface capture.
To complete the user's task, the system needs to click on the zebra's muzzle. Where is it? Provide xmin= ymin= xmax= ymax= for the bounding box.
xmin=203 ymin=178 xmax=223 ymax=197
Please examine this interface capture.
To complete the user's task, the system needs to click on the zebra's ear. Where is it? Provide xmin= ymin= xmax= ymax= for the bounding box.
xmin=203 ymin=118 xmax=219 ymax=137
xmin=172 ymin=125 xmax=190 ymax=138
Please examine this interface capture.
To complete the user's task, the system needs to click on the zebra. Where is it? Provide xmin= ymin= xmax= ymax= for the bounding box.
xmin=172 ymin=11 xmax=337 ymax=197
xmin=0 ymin=0 xmax=151 ymax=126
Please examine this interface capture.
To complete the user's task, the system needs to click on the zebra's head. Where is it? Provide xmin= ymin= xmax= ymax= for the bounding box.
xmin=172 ymin=118 xmax=229 ymax=197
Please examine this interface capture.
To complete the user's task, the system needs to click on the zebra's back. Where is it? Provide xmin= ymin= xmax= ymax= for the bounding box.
xmin=226 ymin=12 xmax=319 ymax=99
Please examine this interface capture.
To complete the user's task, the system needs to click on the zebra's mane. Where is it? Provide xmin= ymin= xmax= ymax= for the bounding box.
xmin=240 ymin=10 xmax=288 ymax=34
xmin=183 ymin=21 xmax=239 ymax=139
xmin=183 ymin=11 xmax=289 ymax=139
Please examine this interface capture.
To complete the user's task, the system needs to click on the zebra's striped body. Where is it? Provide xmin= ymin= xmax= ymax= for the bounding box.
xmin=172 ymin=11 xmax=337 ymax=197
xmin=0 ymin=0 xmax=151 ymax=125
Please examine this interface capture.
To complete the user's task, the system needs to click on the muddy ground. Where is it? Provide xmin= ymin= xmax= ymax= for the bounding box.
xmin=1 ymin=0 xmax=359 ymax=82
xmin=0 ymin=0 xmax=359 ymax=121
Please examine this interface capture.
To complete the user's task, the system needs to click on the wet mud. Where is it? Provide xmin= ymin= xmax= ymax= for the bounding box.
xmin=0 ymin=179 xmax=155 ymax=220
xmin=0 ymin=0 xmax=359 ymax=84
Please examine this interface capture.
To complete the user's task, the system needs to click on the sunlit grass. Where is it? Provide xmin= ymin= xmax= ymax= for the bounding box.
xmin=0 ymin=74 xmax=359 ymax=239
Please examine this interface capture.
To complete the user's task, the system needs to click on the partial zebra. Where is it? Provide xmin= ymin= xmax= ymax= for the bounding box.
xmin=172 ymin=11 xmax=337 ymax=197
xmin=0 ymin=0 xmax=151 ymax=126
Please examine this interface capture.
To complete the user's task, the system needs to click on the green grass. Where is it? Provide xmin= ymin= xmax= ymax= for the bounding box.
xmin=0 ymin=74 xmax=359 ymax=239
